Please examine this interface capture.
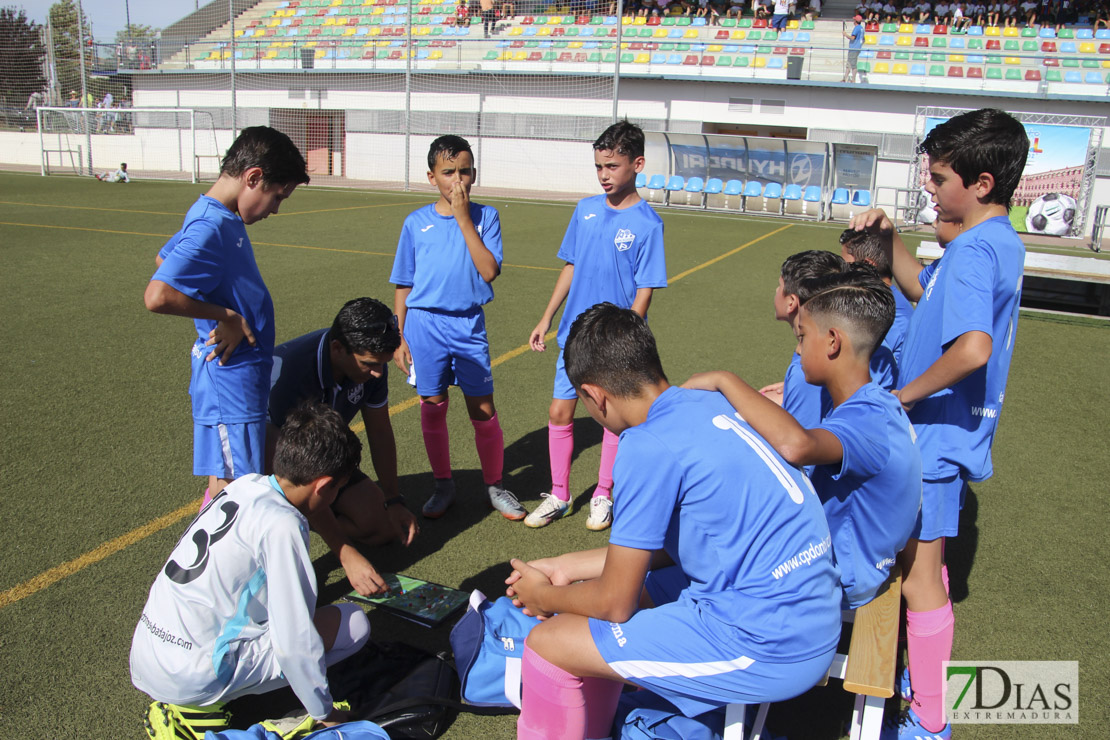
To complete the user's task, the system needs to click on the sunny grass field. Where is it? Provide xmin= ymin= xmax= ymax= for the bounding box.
xmin=0 ymin=171 xmax=1106 ymax=739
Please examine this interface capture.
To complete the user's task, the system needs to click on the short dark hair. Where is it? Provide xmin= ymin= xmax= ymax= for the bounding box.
xmin=917 ymin=108 xmax=1029 ymax=210
xmin=799 ymin=264 xmax=895 ymax=359
xmin=427 ymin=134 xmax=473 ymax=171
xmin=328 ymin=297 xmax=402 ymax=355
xmin=564 ymin=303 xmax=667 ymax=398
xmin=780 ymin=250 xmax=846 ymax=301
xmin=840 ymin=228 xmax=891 ymax=279
xmin=593 ymin=120 xmax=645 ymax=160
xmin=221 ymin=126 xmax=310 ymax=187
xmin=272 ymin=403 xmax=362 ymax=486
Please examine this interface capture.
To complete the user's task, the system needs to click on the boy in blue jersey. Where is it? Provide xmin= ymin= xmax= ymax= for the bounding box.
xmin=268 ymin=297 xmax=418 ymax=597
xmin=131 ymin=404 xmax=367 ymax=740
xmin=685 ymin=264 xmax=921 ymax=611
xmin=390 ymin=135 xmax=524 ymax=521
xmin=850 ymin=107 xmax=1029 ymax=740
xmin=145 ymin=126 xmax=309 ymax=502
xmin=507 ymin=304 xmax=841 ymax=740
xmin=840 ymin=228 xmax=915 ymax=370
xmin=525 ymin=120 xmax=667 ymax=530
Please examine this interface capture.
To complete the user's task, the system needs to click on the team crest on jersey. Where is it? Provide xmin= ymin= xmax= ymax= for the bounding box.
xmin=347 ymin=386 xmax=365 ymax=405
xmin=614 ymin=228 xmax=635 ymax=252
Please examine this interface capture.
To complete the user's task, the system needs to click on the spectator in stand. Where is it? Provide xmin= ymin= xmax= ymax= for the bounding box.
xmin=771 ymin=0 xmax=791 ymax=28
xmin=696 ymin=0 xmax=711 ymax=19
xmin=986 ymin=0 xmax=1001 ymax=24
xmin=709 ymin=0 xmax=729 ymax=23
xmin=917 ymin=0 xmax=933 ymax=22
xmin=501 ymin=0 xmax=515 ymax=21
xmin=1055 ymin=0 xmax=1076 ymax=30
xmin=455 ymin=0 xmax=470 ymax=24
xmin=1097 ymin=0 xmax=1110 ymax=27
xmin=883 ymin=0 xmax=898 ymax=19
xmin=480 ymin=0 xmax=497 ymax=37
xmin=727 ymin=0 xmax=745 ymax=16
xmin=25 ymin=90 xmax=44 ymax=110
xmin=66 ymin=90 xmax=79 ymax=107
xmin=867 ymin=0 xmax=883 ymax=19
xmin=1003 ymin=0 xmax=1020 ymax=24
xmin=934 ymin=0 xmax=950 ymax=21
xmin=807 ymin=0 xmax=822 ymax=19
xmin=1022 ymin=0 xmax=1039 ymax=23
xmin=844 ymin=15 xmax=865 ymax=82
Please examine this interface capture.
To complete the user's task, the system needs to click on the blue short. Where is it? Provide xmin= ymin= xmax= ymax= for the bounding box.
xmin=552 ymin=349 xmax=577 ymax=400
xmin=911 ymin=473 xmax=967 ymax=541
xmin=589 ymin=566 xmax=836 ymax=717
xmin=193 ymin=421 xmax=265 ymax=479
xmin=404 ymin=306 xmax=493 ymax=397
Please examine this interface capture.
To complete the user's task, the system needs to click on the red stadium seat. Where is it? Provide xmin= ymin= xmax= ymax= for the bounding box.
xmin=701 ymin=55 xmax=715 ymax=65
xmin=877 ymin=50 xmax=892 ymax=58
xmin=773 ymin=46 xmax=788 ymax=54
xmin=947 ymin=65 xmax=963 ymax=76
xmin=630 ymin=41 xmax=644 ymax=49
xmin=791 ymin=47 xmax=806 ymax=54
xmin=558 ymin=51 xmax=572 ymax=61
xmin=1100 ymin=43 xmax=1110 ymax=53
xmin=389 ymin=49 xmax=402 ymax=58
xmin=966 ymin=66 xmax=982 ymax=77
xmin=522 ymin=16 xmax=533 ymax=24
xmin=933 ymin=24 xmax=947 ymax=33
xmin=986 ymin=39 xmax=1001 ymax=49
xmin=1043 ymin=58 xmax=1059 ymax=66
xmin=645 ymin=42 xmax=658 ymax=50
xmin=1041 ymin=41 xmax=1056 ymax=52
xmin=553 ymin=27 xmax=565 ymax=36
xmin=648 ymin=16 xmax=661 ymax=25
xmin=1024 ymin=69 xmax=1041 ymax=80
xmin=528 ymin=51 xmax=542 ymax=60
xmin=717 ymin=30 xmax=730 ymax=39
xmin=575 ymin=52 xmax=588 ymax=61
xmin=753 ymin=18 xmax=767 ymax=27
xmin=915 ymin=37 xmax=929 ymax=46
xmin=578 ymin=15 xmax=590 ymax=24
xmin=684 ymin=54 xmax=698 ymax=64
xmin=866 ymin=22 xmax=880 ymax=31
xmin=511 ymin=39 xmax=524 ymax=47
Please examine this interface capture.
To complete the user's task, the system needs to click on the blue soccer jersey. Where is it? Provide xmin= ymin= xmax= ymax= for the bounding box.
xmin=268 ymin=329 xmax=389 ymax=428
xmin=153 ymin=195 xmax=275 ymax=424
xmin=555 ymin=195 xmax=667 ymax=348
xmin=887 ymin=284 xmax=914 ymax=365
xmin=389 ymin=202 xmax=502 ymax=312
xmin=811 ymin=383 xmax=922 ymax=609
xmin=609 ymin=387 xmax=842 ymax=663
xmin=783 ymin=353 xmax=831 ymax=429
xmin=899 ymin=216 xmax=1024 ymax=482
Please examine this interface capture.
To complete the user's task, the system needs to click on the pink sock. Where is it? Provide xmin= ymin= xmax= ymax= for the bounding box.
xmin=420 ymin=400 xmax=452 ymax=479
xmin=548 ymin=422 xmax=574 ymax=502
xmin=582 ymin=675 xmax=625 ymax=739
xmin=907 ymin=601 xmax=954 ymax=732
xmin=518 ymin=643 xmax=586 ymax=740
xmin=199 ymin=487 xmax=212 ymax=512
xmin=595 ymin=427 xmax=619 ymax=499
xmin=471 ymin=413 xmax=504 ymax=486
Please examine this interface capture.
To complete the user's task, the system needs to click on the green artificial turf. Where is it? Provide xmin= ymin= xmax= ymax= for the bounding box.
xmin=0 ymin=171 xmax=1105 ymax=738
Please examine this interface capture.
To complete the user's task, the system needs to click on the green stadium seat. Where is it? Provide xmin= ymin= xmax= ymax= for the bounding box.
xmin=603 ymin=51 xmax=616 ymax=62
xmin=1022 ymin=40 xmax=1037 ymax=51
xmin=1021 ymin=26 xmax=1036 ymax=36
xmin=543 ymin=51 xmax=556 ymax=60
xmin=857 ymin=61 xmax=871 ymax=71
xmin=1045 ymin=69 xmax=1062 ymax=81
xmin=929 ymin=64 xmax=945 ymax=75
xmin=895 ymin=51 xmax=910 ymax=60
xmin=738 ymin=18 xmax=752 ymax=27
xmin=913 ymin=51 xmax=928 ymax=60
xmin=1003 ymin=39 xmax=1019 ymax=50
xmin=1061 ymin=58 xmax=1079 ymax=67
xmin=1082 ymin=59 xmax=1100 ymax=68
xmin=968 ymin=38 xmax=983 ymax=49
xmin=932 ymin=37 xmax=946 ymax=47
xmin=1057 ymin=28 xmax=1074 ymax=39
xmin=734 ymin=55 xmax=749 ymax=66
xmin=931 ymin=52 xmax=945 ymax=61
xmin=1005 ymin=68 xmax=1021 ymax=79
xmin=716 ymin=55 xmax=732 ymax=65
xmin=801 ymin=20 xmax=815 ymax=29
xmin=986 ymin=54 xmax=1001 ymax=63
xmin=588 ymin=51 xmax=601 ymax=61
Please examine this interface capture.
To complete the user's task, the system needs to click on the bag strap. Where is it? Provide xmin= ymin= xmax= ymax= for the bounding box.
xmin=361 ymin=695 xmax=518 ymax=719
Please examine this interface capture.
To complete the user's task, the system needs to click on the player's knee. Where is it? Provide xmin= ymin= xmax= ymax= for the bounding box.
xmin=548 ymin=399 xmax=575 ymax=425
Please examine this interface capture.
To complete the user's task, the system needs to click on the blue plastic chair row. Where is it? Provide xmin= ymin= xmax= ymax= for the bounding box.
xmin=831 ymin=188 xmax=872 ymax=207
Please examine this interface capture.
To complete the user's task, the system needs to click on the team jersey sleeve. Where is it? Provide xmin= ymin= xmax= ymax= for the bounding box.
xmin=259 ymin=522 xmax=333 ymax=720
xmin=917 ymin=257 xmax=939 ymax=293
xmin=818 ymin=397 xmax=889 ymax=480
xmin=362 ymin=368 xmax=390 ymax=409
xmin=869 ymin=343 xmax=898 ymax=390
xmin=555 ymin=204 xmax=580 ymax=264
xmin=633 ymin=221 xmax=668 ymax=289
xmin=157 ymin=232 xmax=181 ymax=261
xmin=608 ymin=431 xmax=681 ymax=551
xmin=151 ymin=220 xmax=225 ymax=300
xmin=389 ymin=217 xmax=416 ymax=287
xmin=478 ymin=205 xmax=504 ymax=269
xmin=267 ymin=351 xmax=306 ymax=427
xmin=940 ymin=242 xmax=996 ymax=347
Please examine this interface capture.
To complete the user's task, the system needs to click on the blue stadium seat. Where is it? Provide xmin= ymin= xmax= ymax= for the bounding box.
xmin=667 ymin=54 xmax=682 ymax=63
xmin=851 ymin=190 xmax=871 ymax=207
xmin=783 ymin=183 xmax=805 ymax=215
xmin=910 ymin=63 xmax=926 ymax=75
xmin=967 ymin=25 xmax=983 ymax=35
xmin=652 ymin=53 xmax=667 ymax=63
xmin=831 ymin=188 xmax=850 ymax=205
xmin=705 ymin=178 xmax=724 ymax=195
xmin=1095 ymin=29 xmax=1110 ymax=39
xmin=783 ymin=184 xmax=802 ymax=201
xmin=681 ymin=176 xmax=706 ymax=205
xmin=1085 ymin=71 xmax=1104 ymax=83
xmin=645 ymin=174 xmax=667 ymax=203
xmin=707 ymin=178 xmax=743 ymax=209
xmin=665 ymin=175 xmax=685 ymax=191
xmin=724 ymin=179 xmax=744 ymax=195
xmin=763 ymin=182 xmax=783 ymax=199
xmin=797 ymin=32 xmax=811 ymax=42
xmin=1039 ymin=27 xmax=1056 ymax=38
xmin=635 ymin=173 xmax=647 ymax=188
xmin=779 ymin=31 xmax=795 ymax=41
xmin=1076 ymin=29 xmax=1093 ymax=39
xmin=743 ymin=181 xmax=764 ymax=197
xmin=803 ymin=186 xmax=822 ymax=202
xmin=767 ymin=58 xmax=784 ymax=68
xmin=1064 ymin=70 xmax=1082 ymax=82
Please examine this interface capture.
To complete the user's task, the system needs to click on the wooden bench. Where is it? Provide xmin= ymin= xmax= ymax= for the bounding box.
xmin=724 ymin=565 xmax=902 ymax=740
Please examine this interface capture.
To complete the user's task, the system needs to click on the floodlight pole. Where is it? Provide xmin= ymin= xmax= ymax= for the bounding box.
xmin=76 ymin=0 xmax=92 ymax=175
xmin=612 ymin=0 xmax=623 ymax=123
xmin=403 ymin=0 xmax=413 ymax=191
xmin=125 ymin=0 xmax=131 ymax=43
xmin=230 ymin=0 xmax=238 ymax=138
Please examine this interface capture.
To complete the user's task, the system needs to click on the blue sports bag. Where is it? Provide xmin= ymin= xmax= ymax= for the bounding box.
xmin=205 ymin=720 xmax=391 ymax=740
xmin=448 ymin=590 xmax=542 ymax=709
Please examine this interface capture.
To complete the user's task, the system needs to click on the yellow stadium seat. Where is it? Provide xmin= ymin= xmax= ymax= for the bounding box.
xmin=653 ymin=28 xmax=667 ymax=37
xmin=787 ymin=19 xmax=799 ymax=28
xmin=948 ymin=53 xmax=965 ymax=62
xmin=753 ymin=56 xmax=767 ymax=67
xmin=865 ymin=34 xmax=877 ymax=45
xmin=1002 ymin=27 xmax=1018 ymax=36
xmin=893 ymin=62 xmax=908 ymax=73
xmin=708 ymin=43 xmax=723 ymax=51
xmin=569 ymin=40 xmax=583 ymax=47
xmin=510 ymin=25 xmax=523 ymax=35
xmin=635 ymin=52 xmax=650 ymax=63
xmin=513 ymin=50 xmax=527 ymax=60
xmin=896 ymin=35 xmax=911 ymax=46
xmin=344 ymin=27 xmax=356 ymax=35
xmin=984 ymin=26 xmax=1000 ymax=35
xmin=683 ymin=29 xmax=698 ymax=38
xmin=899 ymin=23 xmax=913 ymax=32
xmin=1004 ymin=55 xmax=1020 ymax=64
xmin=538 ymin=26 xmax=551 ymax=35
xmin=370 ymin=26 xmax=381 ymax=35
xmin=731 ymin=30 xmax=746 ymax=39
xmin=873 ymin=61 xmax=890 ymax=72
xmin=1079 ymin=42 xmax=1096 ymax=53
xmin=429 ymin=50 xmax=443 ymax=59
xmin=634 ymin=16 xmax=647 ymax=24
xmin=622 ymin=15 xmax=633 ymax=24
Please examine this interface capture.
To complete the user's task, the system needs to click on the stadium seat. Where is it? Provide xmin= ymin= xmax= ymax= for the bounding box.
xmin=705 ymin=178 xmax=724 ymax=197
xmin=681 ymin=177 xmax=706 ymax=206
xmin=783 ymin=184 xmax=804 ymax=215
xmin=743 ymin=180 xmax=766 ymax=212
xmin=761 ymin=182 xmax=784 ymax=215
xmin=645 ymin=174 xmax=667 ymax=203
xmin=664 ymin=175 xmax=685 ymax=205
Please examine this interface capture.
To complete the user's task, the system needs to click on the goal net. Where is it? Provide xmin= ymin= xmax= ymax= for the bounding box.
xmin=35 ymin=106 xmax=222 ymax=183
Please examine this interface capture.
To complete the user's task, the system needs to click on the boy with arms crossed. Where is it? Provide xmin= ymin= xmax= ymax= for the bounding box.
xmin=685 ymin=265 xmax=921 ymax=611
xmin=391 ymin=135 xmax=524 ymax=521
xmin=850 ymin=107 xmax=1028 ymax=739
xmin=145 ymin=127 xmax=309 ymax=502
xmin=526 ymin=121 xmax=667 ymax=530
xmin=507 ymin=304 xmax=841 ymax=740
xmin=268 ymin=297 xmax=418 ymax=596
xmin=131 ymin=404 xmax=368 ymax=739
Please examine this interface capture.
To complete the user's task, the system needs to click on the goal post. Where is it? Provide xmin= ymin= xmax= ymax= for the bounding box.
xmin=35 ymin=106 xmax=221 ymax=183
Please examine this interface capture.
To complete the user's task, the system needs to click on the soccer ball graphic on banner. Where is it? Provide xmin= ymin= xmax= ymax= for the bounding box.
xmin=1025 ymin=193 xmax=1077 ymax=236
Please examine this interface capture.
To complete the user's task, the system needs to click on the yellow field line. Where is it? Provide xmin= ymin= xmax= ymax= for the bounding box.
xmin=0 ymin=200 xmax=184 ymax=216
xmin=0 ymin=221 xmax=176 ymax=239
xmin=0 ymin=500 xmax=201 ymax=610
xmin=1 ymin=223 xmax=785 ymax=609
